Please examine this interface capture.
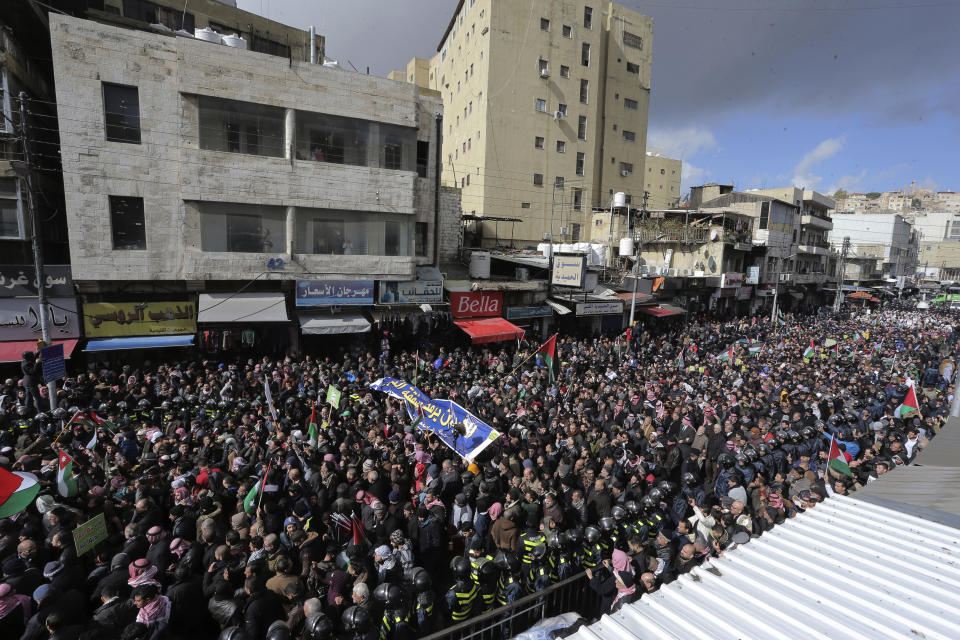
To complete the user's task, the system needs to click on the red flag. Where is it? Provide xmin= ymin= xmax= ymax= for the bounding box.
xmin=536 ymin=333 xmax=558 ymax=382
xmin=351 ymin=513 xmax=367 ymax=546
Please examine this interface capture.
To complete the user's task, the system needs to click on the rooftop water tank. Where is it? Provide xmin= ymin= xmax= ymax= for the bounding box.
xmin=469 ymin=251 xmax=491 ymax=279
xmin=619 ymin=237 xmax=635 ymax=257
xmin=222 ymin=34 xmax=247 ymax=49
xmin=613 ymin=191 xmax=627 ymax=208
xmin=194 ymin=27 xmax=222 ymax=44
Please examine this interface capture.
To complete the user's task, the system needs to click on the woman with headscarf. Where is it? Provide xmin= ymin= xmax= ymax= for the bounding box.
xmin=0 ymin=583 xmax=31 ymax=640
xmin=128 ymin=558 xmax=162 ymax=588
xmin=585 ymin=549 xmax=637 ymax=613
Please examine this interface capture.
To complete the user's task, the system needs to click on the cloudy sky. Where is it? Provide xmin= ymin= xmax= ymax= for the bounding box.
xmin=239 ymin=0 xmax=959 ymax=196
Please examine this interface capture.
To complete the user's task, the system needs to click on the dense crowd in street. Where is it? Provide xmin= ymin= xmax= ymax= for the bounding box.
xmin=0 ymin=303 xmax=954 ymax=640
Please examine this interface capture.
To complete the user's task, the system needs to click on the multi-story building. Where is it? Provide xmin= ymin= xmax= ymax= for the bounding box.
xmin=829 ymin=213 xmax=919 ymax=282
xmin=916 ymin=242 xmax=960 ymax=281
xmin=404 ymin=0 xmax=653 ymax=248
xmin=49 ymin=13 xmax=448 ymax=351
xmin=644 ymin=151 xmax=682 ymax=209
xmin=749 ymin=188 xmax=834 ymax=287
xmin=934 ymin=191 xmax=960 ymax=214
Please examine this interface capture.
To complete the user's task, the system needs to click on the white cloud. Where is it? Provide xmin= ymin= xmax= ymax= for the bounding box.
xmin=791 ymin=136 xmax=846 ymax=189
xmin=647 ymin=126 xmax=717 ymax=159
xmin=681 ymin=162 xmax=709 ymax=189
xmin=826 ymin=169 xmax=868 ymax=194
xmin=920 ymin=177 xmax=938 ymax=191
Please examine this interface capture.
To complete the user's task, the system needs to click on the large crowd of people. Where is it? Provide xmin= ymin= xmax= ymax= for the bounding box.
xmin=0 ymin=303 xmax=954 ymax=640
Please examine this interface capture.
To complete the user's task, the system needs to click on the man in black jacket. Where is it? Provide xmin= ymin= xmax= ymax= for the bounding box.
xmin=242 ymin=575 xmax=285 ymax=639
xmin=92 ymin=584 xmax=137 ymax=636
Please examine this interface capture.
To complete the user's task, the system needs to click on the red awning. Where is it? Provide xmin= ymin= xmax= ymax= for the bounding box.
xmin=848 ymin=291 xmax=872 ymax=299
xmin=615 ymin=292 xmax=653 ymax=303
xmin=637 ymin=306 xmax=682 ymax=318
xmin=0 ymin=339 xmax=78 ymax=363
xmin=454 ymin=318 xmax=525 ymax=344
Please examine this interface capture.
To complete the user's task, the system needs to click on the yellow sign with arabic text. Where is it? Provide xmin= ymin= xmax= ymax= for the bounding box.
xmin=83 ymin=301 xmax=196 ymax=337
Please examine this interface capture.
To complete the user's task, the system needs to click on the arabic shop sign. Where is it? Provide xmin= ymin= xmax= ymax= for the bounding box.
xmin=82 ymin=301 xmax=196 ymax=337
xmin=296 ymin=280 xmax=375 ymax=306
xmin=0 ymin=265 xmax=73 ymax=298
xmin=0 ymin=298 xmax=80 ymax=341
xmin=551 ymin=256 xmax=586 ymax=288
xmin=378 ymin=280 xmax=443 ymax=304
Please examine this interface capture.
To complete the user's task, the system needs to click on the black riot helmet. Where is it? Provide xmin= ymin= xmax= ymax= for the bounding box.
xmin=450 ymin=556 xmax=471 ymax=580
xmin=584 ymin=526 xmax=601 ymax=544
xmin=303 ymin=615 xmax=334 ymax=640
xmin=342 ymin=606 xmax=371 ymax=633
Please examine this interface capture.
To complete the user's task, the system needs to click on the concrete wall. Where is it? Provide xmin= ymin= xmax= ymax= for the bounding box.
xmin=50 ymin=15 xmax=441 ymax=283
xmin=644 ymin=153 xmax=681 ymax=209
xmin=438 ymin=186 xmax=463 ymax=262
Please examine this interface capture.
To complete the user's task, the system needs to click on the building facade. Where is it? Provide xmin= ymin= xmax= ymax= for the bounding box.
xmin=644 ymin=151 xmax=682 ymax=209
xmin=829 ymin=213 xmax=919 ymax=282
xmin=412 ymin=0 xmax=653 ymax=248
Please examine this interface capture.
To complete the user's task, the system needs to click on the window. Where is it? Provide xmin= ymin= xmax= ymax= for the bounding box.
xmin=759 ymin=201 xmax=770 ymax=230
xmin=415 ymin=141 xmax=430 ymax=178
xmin=626 ymin=61 xmax=640 ymax=74
xmin=660 ymin=168 xmax=665 ymax=175
xmin=571 ymin=223 xmax=581 ymax=241
xmin=534 ymin=173 xmax=544 ymax=186
xmin=468 ymin=138 xmax=471 ymax=150
xmin=109 ymin=196 xmax=146 ymax=250
xmin=624 ymin=98 xmax=638 ymax=110
xmin=0 ymin=179 xmax=23 ymax=239
xmin=612 ymin=123 xmax=618 ymax=131
xmin=470 ymin=64 xmax=474 ymax=77
xmin=560 ymin=65 xmax=570 ymax=78
xmin=625 ymin=194 xmax=633 ymax=204
xmin=539 ymin=58 xmax=549 ymax=75
xmin=124 ymin=0 xmax=194 ymax=31
xmin=573 ymin=189 xmax=583 ymax=211
xmin=581 ymin=42 xmax=591 ymax=66
xmin=578 ymin=116 xmax=587 ymax=140
xmin=466 ymin=174 xmax=470 ymax=186
xmin=557 ymin=103 xmax=567 ymax=116
xmin=556 ymin=140 xmax=566 ymax=153
xmin=199 ymin=96 xmax=285 ymax=157
xmin=535 ymin=136 xmax=545 ymax=149
xmin=562 ymin=25 xmax=572 ymax=37
xmin=623 ymin=31 xmax=643 ymax=50
xmin=535 ymin=98 xmax=547 ymax=112
xmin=103 ymin=83 xmax=141 ymax=143
xmin=541 ymin=18 xmax=550 ymax=31
xmin=622 ymin=130 xmax=636 ymax=142
xmin=469 ymin=101 xmax=473 ymax=114
xmin=579 ymin=79 xmax=589 ymax=103
xmin=620 ymin=162 xmax=633 ymax=174
xmin=576 ymin=152 xmax=585 ymax=176
xmin=415 ymin=222 xmax=428 ymax=257
xmin=555 ymin=176 xmax=565 ymax=188
xmin=521 ymin=202 xmax=531 ymax=209
xmin=584 ymin=6 xmax=593 ymax=29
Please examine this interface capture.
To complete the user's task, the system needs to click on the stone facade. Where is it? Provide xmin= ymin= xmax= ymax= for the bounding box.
xmin=50 ymin=15 xmax=445 ymax=286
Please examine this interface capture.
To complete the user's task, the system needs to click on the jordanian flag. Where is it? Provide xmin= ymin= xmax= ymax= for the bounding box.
xmin=243 ymin=461 xmax=271 ymax=513
xmin=895 ymin=383 xmax=921 ymax=419
xmin=717 ymin=345 xmax=734 ymax=361
xmin=0 ymin=467 xmax=40 ymax=518
xmin=57 ymin=450 xmax=78 ymax=498
xmin=307 ymin=403 xmax=319 ymax=446
xmin=803 ymin=339 xmax=815 ymax=359
xmin=827 ymin=434 xmax=853 ymax=477
xmin=537 ymin=333 xmax=558 ymax=382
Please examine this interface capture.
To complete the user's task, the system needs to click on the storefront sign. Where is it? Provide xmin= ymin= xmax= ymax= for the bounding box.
xmin=0 ymin=265 xmax=73 ymax=298
xmin=746 ymin=266 xmax=760 ymax=285
xmin=576 ymin=301 xmax=623 ymax=316
xmin=737 ymin=286 xmax=754 ymax=300
xmin=378 ymin=280 xmax=443 ymax=304
xmin=721 ymin=272 xmax=744 ymax=288
xmin=296 ymin=280 xmax=375 ymax=306
xmin=551 ymin=256 xmax=586 ymax=287
xmin=450 ymin=291 xmax=502 ymax=318
xmin=82 ymin=301 xmax=196 ymax=337
xmin=685 ymin=277 xmax=704 ymax=289
xmin=505 ymin=305 xmax=553 ymax=320
xmin=41 ymin=343 xmax=66 ymax=383
xmin=718 ymin=288 xmax=736 ymax=298
xmin=0 ymin=298 xmax=80 ymax=341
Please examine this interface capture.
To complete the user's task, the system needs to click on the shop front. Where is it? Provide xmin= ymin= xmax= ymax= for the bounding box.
xmin=373 ymin=279 xmax=450 ymax=343
xmin=295 ymin=280 xmax=373 ymax=354
xmin=450 ymin=291 xmax=525 ymax=345
xmin=0 ymin=297 xmax=81 ymax=364
xmin=83 ymin=300 xmax=197 ymax=362
xmin=575 ymin=301 xmax=624 ymax=335
xmin=505 ymin=304 xmax=554 ymax=337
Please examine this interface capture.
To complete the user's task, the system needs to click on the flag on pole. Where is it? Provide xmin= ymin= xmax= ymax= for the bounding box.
xmin=0 ymin=467 xmax=40 ymax=518
xmin=827 ymin=434 xmax=853 ymax=477
xmin=56 ymin=450 xmax=78 ymax=498
xmin=832 ymin=343 xmax=839 ymax=357
xmin=748 ymin=343 xmax=765 ymax=356
xmin=803 ymin=339 xmax=815 ymax=359
xmin=85 ymin=431 xmax=97 ymax=451
xmin=677 ymin=353 xmax=685 ymax=369
xmin=243 ymin=461 xmax=272 ymax=513
xmin=351 ymin=512 xmax=367 ymax=546
xmin=90 ymin=411 xmax=116 ymax=432
xmin=536 ymin=333 xmax=558 ymax=382
xmin=263 ymin=378 xmax=278 ymax=421
xmin=307 ymin=403 xmax=319 ymax=446
xmin=717 ymin=345 xmax=734 ymax=361
xmin=895 ymin=383 xmax=921 ymax=419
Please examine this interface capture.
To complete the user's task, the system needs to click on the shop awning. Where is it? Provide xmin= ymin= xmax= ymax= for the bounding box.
xmin=198 ymin=292 xmax=289 ymax=323
xmin=300 ymin=312 xmax=371 ymax=335
xmin=84 ymin=335 xmax=195 ymax=352
xmin=615 ymin=292 xmax=654 ymax=303
xmin=454 ymin=317 xmax=525 ymax=344
xmin=637 ymin=306 xmax=682 ymax=318
xmin=0 ymin=339 xmax=78 ymax=363
xmin=848 ymin=291 xmax=872 ymax=299
xmin=545 ymin=299 xmax=572 ymax=315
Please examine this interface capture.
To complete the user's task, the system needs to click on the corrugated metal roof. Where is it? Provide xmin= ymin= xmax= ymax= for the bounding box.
xmin=569 ymin=496 xmax=960 ymax=640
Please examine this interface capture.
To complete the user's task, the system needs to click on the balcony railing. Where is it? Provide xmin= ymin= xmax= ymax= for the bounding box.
xmin=635 ymin=225 xmax=751 ymax=246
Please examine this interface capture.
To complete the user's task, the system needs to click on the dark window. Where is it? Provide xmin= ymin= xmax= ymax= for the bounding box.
xmin=562 ymin=25 xmax=572 ymax=38
xmin=571 ymin=222 xmax=581 ymax=241
xmin=584 ymin=6 xmax=593 ymax=29
xmin=573 ymin=189 xmax=583 ymax=211
xmin=103 ymin=83 xmax=141 ymax=144
xmin=416 ymin=141 xmax=430 ymax=178
xmin=579 ymin=79 xmax=589 ymax=103
xmin=540 ymin=18 xmax=550 ymax=31
xmin=534 ymin=173 xmax=543 ymax=186
xmin=578 ymin=116 xmax=587 ymax=140
xmin=576 ymin=152 xmax=585 ymax=176
xmin=626 ymin=61 xmax=640 ymax=74
xmin=521 ymin=202 xmax=531 ymax=209
xmin=560 ymin=65 xmax=570 ymax=78
xmin=759 ymin=201 xmax=769 ymax=230
xmin=123 ymin=0 xmax=194 ymax=31
xmin=535 ymin=136 xmax=545 ymax=149
xmin=622 ymin=130 xmax=636 ymax=142
xmin=581 ymin=42 xmax=591 ymax=66
xmin=385 ymin=221 xmax=402 ymax=256
xmin=555 ymin=176 xmax=564 ymax=188
xmin=415 ymin=222 xmax=428 ymax=257
xmin=109 ymin=195 xmax=146 ymax=250
xmin=623 ymin=31 xmax=643 ymax=50
xmin=624 ymin=98 xmax=638 ymax=110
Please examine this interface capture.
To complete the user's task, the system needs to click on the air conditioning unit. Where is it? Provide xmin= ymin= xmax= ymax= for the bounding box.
xmin=621 ymin=170 xmax=629 ymax=177
xmin=638 ymin=265 xmax=648 ymax=275
xmin=553 ymin=110 xmax=565 ymax=120
xmin=542 ymin=232 xmax=551 ymax=240
xmin=539 ymin=68 xmax=550 ymax=78
xmin=667 ymin=268 xmax=679 ymax=277
xmin=559 ymin=226 xmax=569 ymax=235
xmin=682 ymin=269 xmax=691 ymax=276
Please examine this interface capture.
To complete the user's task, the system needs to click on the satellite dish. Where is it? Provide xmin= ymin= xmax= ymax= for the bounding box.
xmin=707 ymin=256 xmax=717 ymax=272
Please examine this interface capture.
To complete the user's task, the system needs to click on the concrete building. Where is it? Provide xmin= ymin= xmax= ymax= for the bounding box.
xmin=829 ymin=213 xmax=919 ymax=282
xmin=644 ymin=151 xmax=681 ymax=209
xmin=916 ymin=242 xmax=960 ymax=281
xmin=49 ymin=14 xmax=448 ymax=349
xmin=406 ymin=0 xmax=653 ymax=248
xmin=749 ymin=187 xmax=834 ymax=285
xmin=908 ymin=210 xmax=960 ymax=244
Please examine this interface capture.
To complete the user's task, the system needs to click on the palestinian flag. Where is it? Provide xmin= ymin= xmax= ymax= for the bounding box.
xmin=748 ymin=343 xmax=765 ymax=356
xmin=832 ymin=343 xmax=839 ymax=357
xmin=90 ymin=411 xmax=116 ymax=432
xmin=803 ymin=339 xmax=815 ymax=360
xmin=0 ymin=467 xmax=40 ymax=518
xmin=895 ymin=384 xmax=921 ymax=419
xmin=243 ymin=461 xmax=271 ymax=513
xmin=56 ymin=450 xmax=78 ymax=498
xmin=351 ymin=512 xmax=368 ymax=546
xmin=307 ymin=403 xmax=319 ymax=446
xmin=827 ymin=434 xmax=853 ymax=477
xmin=677 ymin=353 xmax=685 ymax=369
xmin=717 ymin=345 xmax=734 ymax=361
xmin=537 ymin=333 xmax=558 ymax=382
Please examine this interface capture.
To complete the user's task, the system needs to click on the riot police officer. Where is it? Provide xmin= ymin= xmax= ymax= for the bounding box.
xmin=374 ymin=584 xmax=411 ymax=640
xmin=580 ymin=526 xmax=603 ymax=570
xmin=493 ymin=552 xmax=523 ymax=607
xmin=525 ymin=544 xmax=551 ymax=593
xmin=342 ymin=605 xmax=373 ymax=640
xmin=405 ymin=567 xmax=436 ymax=636
xmin=445 ymin=556 xmax=478 ymax=624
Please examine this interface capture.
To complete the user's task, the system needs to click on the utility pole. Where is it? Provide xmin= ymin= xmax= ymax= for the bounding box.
xmin=16 ymin=92 xmax=57 ymax=412
xmin=627 ymin=191 xmax=650 ymax=339
xmin=833 ymin=236 xmax=850 ymax=312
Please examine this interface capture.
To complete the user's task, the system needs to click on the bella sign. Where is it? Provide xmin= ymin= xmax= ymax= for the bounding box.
xmin=450 ymin=291 xmax=503 ymax=318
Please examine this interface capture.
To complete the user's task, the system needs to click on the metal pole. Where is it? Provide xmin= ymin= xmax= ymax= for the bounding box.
xmin=833 ymin=236 xmax=849 ymax=312
xmin=950 ymin=366 xmax=960 ymax=418
xmin=17 ymin=92 xmax=56 ymax=412
xmin=309 ymin=25 xmax=316 ymax=64
xmin=627 ymin=192 xmax=649 ymax=340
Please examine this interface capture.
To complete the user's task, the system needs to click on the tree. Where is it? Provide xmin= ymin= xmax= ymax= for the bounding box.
xmin=865 ymin=192 xmax=881 ymax=200
xmin=832 ymin=189 xmax=848 ymax=200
